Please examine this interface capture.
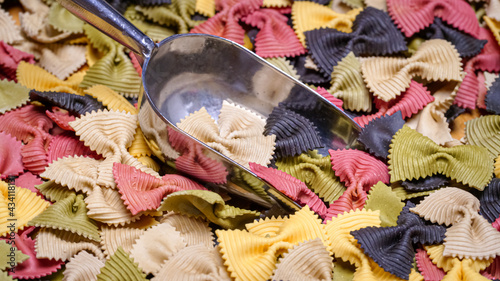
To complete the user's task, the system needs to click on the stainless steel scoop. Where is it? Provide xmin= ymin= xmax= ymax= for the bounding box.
xmin=58 ymin=0 xmax=362 ymax=213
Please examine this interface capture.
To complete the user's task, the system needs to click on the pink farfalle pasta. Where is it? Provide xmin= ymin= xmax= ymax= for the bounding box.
xmin=47 ymin=133 xmax=99 ymax=164
xmin=190 ymin=0 xmax=262 ymax=45
xmin=386 ymin=0 xmax=480 ymax=38
xmin=0 ymin=41 xmax=35 ymax=82
xmin=454 ymin=27 xmax=500 ymax=109
xmin=0 ymin=131 xmax=24 ymax=179
xmin=0 ymin=227 xmax=63 ymax=280
xmin=416 ymin=248 xmax=446 ymax=281
xmin=354 ymin=81 xmax=434 ymax=127
xmin=242 ymin=8 xmax=306 ymax=58
xmin=14 ymin=172 xmax=43 ymax=195
xmin=113 ymin=162 xmax=206 ymax=215
xmin=325 ymin=149 xmax=390 ymax=220
xmin=249 ymin=162 xmax=328 ymax=218
xmin=315 ymin=86 xmax=344 ymax=110
xmin=45 ymin=107 xmax=76 ymax=131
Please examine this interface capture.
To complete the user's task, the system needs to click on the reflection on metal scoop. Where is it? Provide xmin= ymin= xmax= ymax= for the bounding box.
xmin=57 ymin=0 xmax=363 ymax=214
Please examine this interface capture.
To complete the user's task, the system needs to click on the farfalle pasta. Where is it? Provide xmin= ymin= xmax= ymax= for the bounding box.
xmin=361 ymin=39 xmax=463 ymax=102
xmin=62 ymin=251 xmax=105 ymax=281
xmin=412 ymin=187 xmax=500 ymax=259
xmin=363 ymin=181 xmax=405 ymax=227
xmin=0 ymin=132 xmax=24 ymax=179
xmin=97 ymin=247 xmax=147 ymax=281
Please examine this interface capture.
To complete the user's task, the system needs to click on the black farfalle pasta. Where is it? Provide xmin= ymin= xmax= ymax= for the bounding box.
xmin=421 ymin=18 xmax=487 ymax=58
xmin=401 ymin=174 xmax=449 ymax=191
xmin=445 ymin=104 xmax=467 ymax=123
xmin=135 ymin=0 xmax=172 ymax=5
xmin=29 ymin=90 xmax=106 ymax=116
xmin=478 ymin=178 xmax=500 ymax=223
xmin=486 ymin=76 xmax=500 ymax=115
xmin=351 ymin=202 xmax=446 ymax=280
xmin=287 ymin=55 xmax=331 ymax=85
xmin=293 ymin=0 xmax=330 ymax=5
xmin=304 ymin=7 xmax=407 ymax=76
xmin=357 ymin=111 xmax=405 ymax=159
xmin=264 ymin=106 xmax=323 ymax=158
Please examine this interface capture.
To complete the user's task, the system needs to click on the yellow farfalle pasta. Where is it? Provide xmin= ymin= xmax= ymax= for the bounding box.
xmin=496 ymin=155 xmax=500 ymax=178
xmin=484 ymin=16 xmax=500 ymax=45
xmin=63 ymin=251 xmax=105 ymax=281
xmin=0 ymin=8 xmax=23 ymax=44
xmin=16 ymin=61 xmax=85 ymax=95
xmin=160 ymin=212 xmax=213 ymax=248
xmin=84 ymin=84 xmax=138 ymax=114
xmin=406 ymin=81 xmax=460 ymax=145
xmin=263 ymin=0 xmax=291 ymax=7
xmin=85 ymin=186 xmax=142 ymax=226
xmin=177 ymin=101 xmax=275 ymax=168
xmin=216 ymin=206 xmax=329 ymax=281
xmin=38 ymin=44 xmax=86 ymax=80
xmin=0 ymin=181 xmax=50 ymax=237
xmin=100 ymin=216 xmax=158 ymax=258
xmin=129 ymin=127 xmax=153 ymax=158
xmin=152 ymin=244 xmax=231 ymax=281
xmin=270 ymin=238 xmax=333 ymax=281
xmin=425 ymin=244 xmax=492 ymax=281
xmin=291 ymin=1 xmax=361 ymax=46
xmin=0 ymin=79 xmax=30 ymax=114
xmin=129 ymin=223 xmax=187 ymax=274
xmin=328 ymin=52 xmax=371 ymax=112
xmin=362 ymin=39 xmax=463 ymax=102
xmin=35 ymin=228 xmax=104 ymax=261
xmin=195 ymin=0 xmax=215 ymax=17
xmin=411 ymin=187 xmax=500 ymax=259
xmin=325 ymin=209 xmax=400 ymax=280
xmin=244 ymin=216 xmax=287 ymax=238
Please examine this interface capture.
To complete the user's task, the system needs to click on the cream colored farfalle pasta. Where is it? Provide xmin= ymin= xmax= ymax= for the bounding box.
xmin=361 ymin=39 xmax=463 ymax=102
xmin=177 ymin=101 xmax=276 ymax=168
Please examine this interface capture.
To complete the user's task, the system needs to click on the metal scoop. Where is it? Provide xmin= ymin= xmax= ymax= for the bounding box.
xmin=58 ymin=0 xmax=362 ymax=213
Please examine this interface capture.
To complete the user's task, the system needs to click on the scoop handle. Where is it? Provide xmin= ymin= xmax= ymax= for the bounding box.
xmin=56 ymin=0 xmax=155 ymax=58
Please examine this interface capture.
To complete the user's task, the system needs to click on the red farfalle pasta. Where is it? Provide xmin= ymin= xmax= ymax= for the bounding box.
xmin=0 ymin=41 xmax=35 ymax=82
xmin=45 ymin=108 xmax=76 ymax=131
xmin=454 ymin=27 xmax=500 ymax=109
xmin=190 ymin=0 xmax=263 ymax=45
xmin=113 ymin=162 xmax=207 ymax=215
xmin=249 ymin=162 xmax=328 ymax=218
xmin=0 ymin=227 xmax=63 ymax=279
xmin=386 ymin=0 xmax=481 ymax=38
xmin=47 ymin=133 xmax=99 ymax=164
xmin=0 ymin=131 xmax=24 ymax=179
xmin=354 ymin=81 xmax=434 ymax=127
xmin=315 ymin=86 xmax=344 ymax=110
xmin=415 ymin=248 xmax=446 ymax=281
xmin=325 ymin=149 xmax=390 ymax=221
xmin=482 ymin=256 xmax=500 ymax=280
xmin=242 ymin=8 xmax=306 ymax=58
xmin=168 ymin=127 xmax=229 ymax=184
xmin=14 ymin=172 xmax=43 ymax=196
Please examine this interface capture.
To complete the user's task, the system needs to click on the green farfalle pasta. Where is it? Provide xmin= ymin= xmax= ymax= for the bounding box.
xmin=275 ymin=150 xmax=345 ymax=204
xmin=0 ymin=240 xmax=28 ymax=270
xmin=465 ymin=115 xmax=500 ymax=158
xmin=35 ymin=180 xmax=77 ymax=202
xmin=340 ymin=0 xmax=364 ymax=9
xmin=96 ymin=247 xmax=147 ymax=281
xmin=124 ymin=6 xmax=176 ymax=43
xmin=135 ymin=0 xmax=202 ymax=35
xmin=48 ymin=2 xmax=84 ymax=34
xmin=28 ymin=193 xmax=100 ymax=242
xmin=265 ymin=57 xmax=301 ymax=80
xmin=0 ymin=79 xmax=30 ymax=114
xmin=158 ymin=190 xmax=260 ymax=229
xmin=388 ymin=126 xmax=494 ymax=190
xmin=364 ymin=182 xmax=405 ymax=227
xmin=80 ymin=25 xmax=141 ymax=96
xmin=328 ymin=52 xmax=371 ymax=112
